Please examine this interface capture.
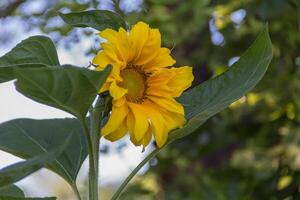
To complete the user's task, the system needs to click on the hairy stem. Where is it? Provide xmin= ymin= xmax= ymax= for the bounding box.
xmin=89 ymin=97 xmax=104 ymax=199
xmin=111 ymin=148 xmax=162 ymax=200
xmin=85 ymin=95 xmax=110 ymax=200
xmin=72 ymin=183 xmax=82 ymax=200
xmin=89 ymin=157 xmax=98 ymax=200
xmin=80 ymin=120 xmax=97 ymax=200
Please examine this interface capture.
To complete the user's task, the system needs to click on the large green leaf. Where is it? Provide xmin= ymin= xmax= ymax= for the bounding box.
xmin=0 ymin=137 xmax=69 ymax=187
xmin=172 ymin=25 xmax=273 ymax=140
xmin=0 ymin=185 xmax=24 ymax=197
xmin=0 ymin=118 xmax=87 ymax=187
xmin=14 ymin=65 xmax=111 ymax=119
xmin=0 ymin=36 xmax=59 ymax=83
xmin=59 ymin=10 xmax=127 ymax=31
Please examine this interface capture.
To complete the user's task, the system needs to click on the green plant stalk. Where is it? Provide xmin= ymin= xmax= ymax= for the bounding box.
xmin=89 ymin=95 xmax=110 ymax=200
xmin=88 ymin=157 xmax=98 ymax=200
xmin=111 ymin=139 xmax=177 ymax=199
xmin=89 ymin=97 xmax=104 ymax=200
xmin=111 ymin=147 xmax=162 ymax=200
xmin=79 ymin=119 xmax=97 ymax=200
xmin=72 ymin=183 xmax=82 ymax=200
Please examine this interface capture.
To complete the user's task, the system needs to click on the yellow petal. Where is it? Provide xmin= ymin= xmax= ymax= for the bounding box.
xmin=147 ymin=66 xmax=194 ymax=97
xmin=104 ymin=120 xmax=128 ymax=141
xmin=147 ymin=68 xmax=173 ymax=85
xmin=113 ymin=97 xmax=126 ymax=107
xmin=146 ymin=69 xmax=173 ymax=97
xmin=99 ymin=81 xmax=110 ymax=93
xmin=135 ymin=28 xmax=162 ymax=66
xmin=129 ymin=22 xmax=150 ymax=62
xmin=146 ymin=86 xmax=171 ymax=97
xmin=101 ymin=43 xmax=124 ymax=64
xmin=148 ymin=96 xmax=184 ymax=115
xmin=128 ymin=103 xmax=149 ymax=142
xmin=93 ymin=53 xmax=122 ymax=82
xmin=126 ymin=111 xmax=139 ymax=145
xmin=93 ymin=51 xmax=109 ymax=70
xmin=142 ymin=101 xmax=167 ymax=148
xmin=143 ymin=48 xmax=176 ymax=71
xmin=99 ymin=28 xmax=119 ymax=43
xmin=109 ymin=81 xmax=127 ymax=100
xmin=151 ymin=114 xmax=167 ymax=148
xmin=100 ymin=28 xmax=129 ymax=62
xmin=111 ymin=65 xmax=123 ymax=82
xmin=142 ymin=126 xmax=153 ymax=148
xmin=167 ymin=66 xmax=194 ymax=97
xmin=102 ymin=103 xmax=128 ymax=136
xmin=162 ymin=111 xmax=186 ymax=131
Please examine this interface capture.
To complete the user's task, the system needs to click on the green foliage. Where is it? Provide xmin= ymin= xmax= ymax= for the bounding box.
xmin=0 ymin=118 xmax=87 ymax=186
xmin=1 ymin=0 xmax=293 ymax=199
xmin=0 ymin=185 xmax=24 ymax=197
xmin=0 ymin=36 xmax=59 ymax=83
xmin=172 ymin=26 xmax=272 ymax=140
xmin=14 ymin=65 xmax=111 ymax=119
xmin=0 ymin=136 xmax=69 ymax=187
xmin=59 ymin=10 xmax=127 ymax=31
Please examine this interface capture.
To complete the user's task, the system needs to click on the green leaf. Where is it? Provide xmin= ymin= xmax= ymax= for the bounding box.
xmin=172 ymin=25 xmax=273 ymax=140
xmin=14 ymin=65 xmax=111 ymax=119
xmin=0 ymin=36 xmax=59 ymax=83
xmin=59 ymin=10 xmax=127 ymax=31
xmin=0 ymin=197 xmax=56 ymax=200
xmin=0 ymin=118 xmax=87 ymax=186
xmin=0 ymin=136 xmax=70 ymax=187
xmin=0 ymin=185 xmax=24 ymax=197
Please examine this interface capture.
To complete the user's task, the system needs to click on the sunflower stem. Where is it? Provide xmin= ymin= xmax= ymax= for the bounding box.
xmin=79 ymin=119 xmax=96 ymax=200
xmin=88 ymin=96 xmax=110 ymax=200
xmin=90 ymin=97 xmax=103 ymax=199
xmin=111 ymin=147 xmax=163 ymax=200
xmin=72 ymin=182 xmax=82 ymax=200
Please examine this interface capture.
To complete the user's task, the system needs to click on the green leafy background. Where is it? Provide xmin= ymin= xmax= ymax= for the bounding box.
xmin=0 ymin=0 xmax=299 ymax=199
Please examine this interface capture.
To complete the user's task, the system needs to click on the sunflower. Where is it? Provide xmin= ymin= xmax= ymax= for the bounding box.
xmin=93 ymin=21 xmax=194 ymax=148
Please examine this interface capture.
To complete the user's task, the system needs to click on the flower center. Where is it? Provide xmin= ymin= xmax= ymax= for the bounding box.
xmin=119 ymin=65 xmax=147 ymax=103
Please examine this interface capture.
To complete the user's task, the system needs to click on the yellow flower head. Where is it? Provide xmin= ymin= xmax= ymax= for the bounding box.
xmin=93 ymin=21 xmax=194 ymax=148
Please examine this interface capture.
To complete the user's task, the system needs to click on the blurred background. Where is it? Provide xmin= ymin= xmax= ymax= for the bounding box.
xmin=0 ymin=0 xmax=300 ymax=199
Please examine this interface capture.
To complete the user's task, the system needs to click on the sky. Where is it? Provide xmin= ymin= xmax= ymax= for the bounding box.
xmin=0 ymin=7 xmax=151 ymax=199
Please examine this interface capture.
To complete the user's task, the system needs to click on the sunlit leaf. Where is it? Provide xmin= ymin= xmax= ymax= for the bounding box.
xmin=172 ymin=25 xmax=273 ymax=140
xmin=59 ymin=10 xmax=127 ymax=31
xmin=0 ymin=136 xmax=70 ymax=187
xmin=0 ymin=36 xmax=59 ymax=83
xmin=14 ymin=65 xmax=111 ymax=119
xmin=0 ymin=118 xmax=87 ymax=186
